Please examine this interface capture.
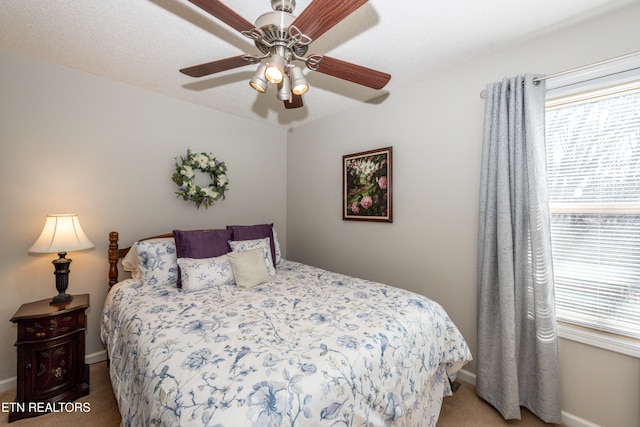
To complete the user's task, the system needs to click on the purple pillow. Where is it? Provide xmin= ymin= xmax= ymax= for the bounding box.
xmin=172 ymin=229 xmax=233 ymax=287
xmin=227 ymin=223 xmax=276 ymax=267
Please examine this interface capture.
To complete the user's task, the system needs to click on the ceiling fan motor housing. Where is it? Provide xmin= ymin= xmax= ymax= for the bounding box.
xmin=254 ymin=10 xmax=308 ymax=57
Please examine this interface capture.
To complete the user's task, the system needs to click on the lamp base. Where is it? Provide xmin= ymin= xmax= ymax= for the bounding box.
xmin=51 ymin=252 xmax=73 ymax=305
xmin=50 ymin=293 xmax=73 ymax=305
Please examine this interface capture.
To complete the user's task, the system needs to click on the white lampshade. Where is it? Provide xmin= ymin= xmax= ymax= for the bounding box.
xmin=29 ymin=214 xmax=94 ymax=254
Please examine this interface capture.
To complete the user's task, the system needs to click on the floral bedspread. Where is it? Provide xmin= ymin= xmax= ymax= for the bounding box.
xmin=101 ymin=260 xmax=472 ymax=426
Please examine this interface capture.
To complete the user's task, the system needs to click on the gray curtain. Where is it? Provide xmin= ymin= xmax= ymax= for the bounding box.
xmin=477 ymin=74 xmax=561 ymax=423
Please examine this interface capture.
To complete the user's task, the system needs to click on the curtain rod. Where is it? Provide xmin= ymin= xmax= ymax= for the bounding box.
xmin=479 ymin=51 xmax=640 ymax=99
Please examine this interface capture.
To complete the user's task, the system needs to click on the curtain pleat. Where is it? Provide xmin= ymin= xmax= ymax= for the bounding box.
xmin=477 ymin=74 xmax=561 ymax=423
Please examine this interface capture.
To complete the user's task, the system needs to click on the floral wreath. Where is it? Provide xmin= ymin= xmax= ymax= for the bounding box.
xmin=172 ymin=149 xmax=228 ymax=209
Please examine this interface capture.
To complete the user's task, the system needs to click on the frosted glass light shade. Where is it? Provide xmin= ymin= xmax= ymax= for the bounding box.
xmin=29 ymin=214 xmax=94 ymax=254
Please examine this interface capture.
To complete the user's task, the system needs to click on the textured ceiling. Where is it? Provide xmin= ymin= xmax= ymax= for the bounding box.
xmin=1 ymin=0 xmax=636 ymax=127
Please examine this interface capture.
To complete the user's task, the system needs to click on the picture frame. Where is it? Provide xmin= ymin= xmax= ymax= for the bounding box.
xmin=343 ymin=147 xmax=393 ymax=222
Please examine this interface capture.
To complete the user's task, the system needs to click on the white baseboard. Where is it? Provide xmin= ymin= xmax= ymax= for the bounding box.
xmin=0 ymin=350 xmax=108 ymax=393
xmin=453 ymin=368 xmax=602 ymax=427
xmin=455 ymin=368 xmax=476 ymax=385
xmin=85 ymin=349 xmax=108 ymax=364
xmin=561 ymin=411 xmax=603 ymax=427
xmin=0 ymin=376 xmax=16 ymax=393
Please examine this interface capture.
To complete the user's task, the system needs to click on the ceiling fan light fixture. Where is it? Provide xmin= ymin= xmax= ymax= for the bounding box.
xmin=265 ymin=54 xmax=286 ymax=84
xmin=277 ymin=75 xmax=292 ymax=101
xmin=290 ymin=66 xmax=309 ymax=95
xmin=250 ymin=63 xmax=268 ymax=93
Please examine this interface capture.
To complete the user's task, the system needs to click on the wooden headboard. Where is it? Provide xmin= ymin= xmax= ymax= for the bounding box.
xmin=108 ymin=231 xmax=173 ymax=288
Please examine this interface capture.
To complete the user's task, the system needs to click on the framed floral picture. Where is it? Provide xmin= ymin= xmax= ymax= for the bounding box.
xmin=343 ymin=147 xmax=393 ymax=222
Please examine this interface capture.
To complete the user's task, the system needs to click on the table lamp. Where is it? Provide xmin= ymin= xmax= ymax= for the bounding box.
xmin=29 ymin=214 xmax=94 ymax=304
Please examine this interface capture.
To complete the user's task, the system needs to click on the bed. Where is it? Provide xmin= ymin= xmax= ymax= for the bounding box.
xmin=101 ymin=226 xmax=472 ymax=426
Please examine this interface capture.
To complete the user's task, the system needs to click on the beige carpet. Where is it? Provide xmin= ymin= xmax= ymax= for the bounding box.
xmin=438 ymin=381 xmax=561 ymax=427
xmin=0 ymin=362 xmax=559 ymax=426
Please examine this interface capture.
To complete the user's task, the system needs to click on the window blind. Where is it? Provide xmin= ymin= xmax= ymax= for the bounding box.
xmin=546 ymin=89 xmax=640 ymax=339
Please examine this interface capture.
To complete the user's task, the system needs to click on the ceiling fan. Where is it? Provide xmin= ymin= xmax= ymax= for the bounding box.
xmin=179 ymin=0 xmax=391 ymax=109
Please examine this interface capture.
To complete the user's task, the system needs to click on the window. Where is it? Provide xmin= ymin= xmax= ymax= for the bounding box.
xmin=546 ymin=78 xmax=640 ymax=340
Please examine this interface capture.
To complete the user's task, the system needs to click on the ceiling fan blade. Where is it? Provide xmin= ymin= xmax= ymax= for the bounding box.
xmin=187 ymin=0 xmax=255 ymax=33
xmin=284 ymin=94 xmax=304 ymax=109
xmin=291 ymin=0 xmax=368 ymax=41
xmin=313 ymin=55 xmax=391 ymax=90
xmin=180 ymin=55 xmax=251 ymax=77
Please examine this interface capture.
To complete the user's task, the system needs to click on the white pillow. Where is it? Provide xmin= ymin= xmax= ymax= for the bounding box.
xmin=227 ymin=248 xmax=271 ymax=289
xmin=272 ymin=228 xmax=284 ymax=266
xmin=177 ymin=255 xmax=235 ymax=291
xmin=134 ymin=239 xmax=178 ymax=286
xmin=229 ymin=238 xmax=276 ymax=278
xmin=121 ymin=246 xmax=141 ymax=279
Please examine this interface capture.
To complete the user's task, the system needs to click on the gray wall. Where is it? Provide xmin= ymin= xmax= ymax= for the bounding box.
xmin=286 ymin=5 xmax=640 ymax=427
xmin=0 ymin=49 xmax=287 ymax=386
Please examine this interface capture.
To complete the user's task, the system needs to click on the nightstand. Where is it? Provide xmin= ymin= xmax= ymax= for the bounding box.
xmin=8 ymin=294 xmax=90 ymax=422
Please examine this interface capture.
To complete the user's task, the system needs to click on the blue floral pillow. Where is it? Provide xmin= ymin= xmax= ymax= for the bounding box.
xmin=177 ymin=255 xmax=235 ymax=291
xmin=228 ymin=237 xmax=275 ymax=278
xmin=122 ymin=237 xmax=174 ymax=279
xmin=134 ymin=239 xmax=178 ymax=286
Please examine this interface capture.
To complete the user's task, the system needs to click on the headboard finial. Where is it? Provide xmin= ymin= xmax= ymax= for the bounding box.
xmin=108 ymin=231 xmax=120 ymax=288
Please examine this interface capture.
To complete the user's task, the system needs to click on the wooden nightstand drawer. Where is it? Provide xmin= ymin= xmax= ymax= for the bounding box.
xmin=20 ymin=312 xmax=79 ymax=341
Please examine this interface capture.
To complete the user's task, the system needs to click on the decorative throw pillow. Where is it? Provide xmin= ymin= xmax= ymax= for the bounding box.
xmin=122 ymin=237 xmax=174 ymax=279
xmin=227 ymin=224 xmax=276 ymax=267
xmin=134 ymin=239 xmax=178 ymax=286
xmin=228 ymin=238 xmax=275 ymax=278
xmin=173 ymin=229 xmax=233 ymax=258
xmin=173 ymin=229 xmax=233 ymax=287
xmin=177 ymin=255 xmax=235 ymax=291
xmin=227 ymin=248 xmax=271 ymax=289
